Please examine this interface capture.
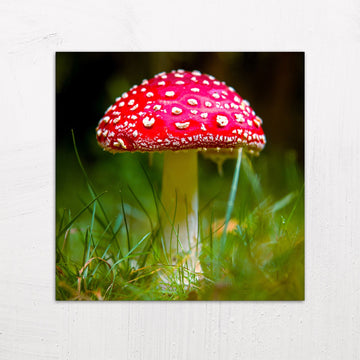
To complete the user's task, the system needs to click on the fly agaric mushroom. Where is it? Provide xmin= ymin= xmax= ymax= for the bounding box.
xmin=96 ymin=70 xmax=266 ymax=274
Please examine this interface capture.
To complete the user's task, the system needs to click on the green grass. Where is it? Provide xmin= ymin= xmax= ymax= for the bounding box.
xmin=56 ymin=133 xmax=304 ymax=301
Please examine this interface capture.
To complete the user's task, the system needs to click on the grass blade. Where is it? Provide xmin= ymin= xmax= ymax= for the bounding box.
xmin=56 ymin=191 xmax=107 ymax=239
xmin=120 ymin=194 xmax=131 ymax=255
xmin=220 ymin=148 xmax=242 ymax=254
xmin=71 ymin=129 xmax=121 ymax=253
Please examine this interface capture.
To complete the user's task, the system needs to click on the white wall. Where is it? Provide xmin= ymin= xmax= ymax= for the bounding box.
xmin=1 ymin=0 xmax=359 ymax=358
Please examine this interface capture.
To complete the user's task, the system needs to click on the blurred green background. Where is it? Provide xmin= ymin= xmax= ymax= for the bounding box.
xmin=56 ymin=53 xmax=304 ymax=300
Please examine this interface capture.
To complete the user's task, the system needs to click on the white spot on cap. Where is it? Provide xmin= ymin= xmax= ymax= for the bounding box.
xmin=172 ymin=107 xmax=182 ymax=115
xmin=176 ymin=81 xmax=185 ymax=85
xmin=114 ymin=138 xmax=127 ymax=149
xmin=203 ymin=80 xmax=210 ymax=85
xmin=192 ymin=70 xmax=201 ymax=76
xmin=212 ymin=93 xmax=220 ymax=99
xmin=187 ymin=99 xmax=198 ymax=106
xmin=228 ymin=86 xmax=235 ymax=92
xmin=166 ymin=91 xmax=175 ymax=97
xmin=253 ymin=117 xmax=261 ymax=127
xmin=97 ymin=129 xmax=102 ymax=136
xmin=235 ymin=113 xmax=245 ymax=122
xmin=205 ymin=101 xmax=212 ymax=108
xmin=208 ymin=75 xmax=215 ymax=80
xmin=133 ymin=130 xmax=138 ymax=137
xmin=200 ymin=113 xmax=208 ymax=119
xmin=222 ymin=91 xmax=228 ymax=96
xmin=131 ymin=115 xmax=137 ymax=120
xmin=190 ymin=110 xmax=198 ymax=114
xmin=102 ymin=130 xmax=108 ymax=137
xmin=130 ymin=104 xmax=138 ymax=111
xmin=146 ymin=92 xmax=154 ymax=97
xmin=113 ymin=117 xmax=121 ymax=124
xmin=153 ymin=104 xmax=161 ymax=111
xmin=230 ymin=103 xmax=238 ymax=109
xmin=216 ymin=115 xmax=228 ymax=127
xmin=191 ymin=88 xmax=200 ymax=92
xmin=201 ymin=123 xmax=207 ymax=131
xmin=158 ymin=81 xmax=165 ymax=86
xmin=224 ymin=104 xmax=230 ymax=109
xmin=141 ymin=88 xmax=146 ymax=92
xmin=161 ymin=75 xmax=167 ymax=79
xmin=142 ymin=79 xmax=148 ymax=85
xmin=247 ymin=120 xmax=253 ymax=126
xmin=234 ymin=96 xmax=241 ymax=103
xmin=119 ymin=101 xmax=125 ymax=107
xmin=174 ymin=73 xmax=184 ymax=78
xmin=103 ymin=116 xmax=110 ymax=123
xmin=122 ymin=92 xmax=129 ymax=99
xmin=143 ymin=117 xmax=155 ymax=128
xmin=175 ymin=121 xmax=190 ymax=129
xmin=243 ymin=99 xmax=250 ymax=106
xmin=191 ymin=77 xmax=198 ymax=82
xmin=214 ymin=81 xmax=220 ymax=85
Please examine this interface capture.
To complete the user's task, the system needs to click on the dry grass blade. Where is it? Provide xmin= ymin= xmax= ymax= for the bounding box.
xmin=77 ymin=257 xmax=115 ymax=298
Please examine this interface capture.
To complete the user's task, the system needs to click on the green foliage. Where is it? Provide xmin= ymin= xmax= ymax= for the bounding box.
xmin=56 ymin=134 xmax=304 ymax=301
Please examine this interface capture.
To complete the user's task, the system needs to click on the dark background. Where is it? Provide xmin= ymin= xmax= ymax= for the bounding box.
xmin=56 ymin=52 xmax=304 ymax=212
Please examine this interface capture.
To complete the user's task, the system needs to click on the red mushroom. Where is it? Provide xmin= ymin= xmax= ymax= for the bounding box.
xmin=96 ymin=70 xmax=266 ymax=276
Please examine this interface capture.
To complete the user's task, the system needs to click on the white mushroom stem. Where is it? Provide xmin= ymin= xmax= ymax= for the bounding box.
xmin=161 ymin=150 xmax=199 ymax=270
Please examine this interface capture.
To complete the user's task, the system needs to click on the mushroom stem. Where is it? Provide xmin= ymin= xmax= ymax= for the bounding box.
xmin=161 ymin=150 xmax=199 ymax=270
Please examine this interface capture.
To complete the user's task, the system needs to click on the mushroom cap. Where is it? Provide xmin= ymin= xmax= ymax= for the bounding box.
xmin=96 ymin=70 xmax=266 ymax=154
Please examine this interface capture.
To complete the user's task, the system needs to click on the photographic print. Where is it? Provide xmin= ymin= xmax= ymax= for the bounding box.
xmin=56 ymin=52 xmax=304 ymax=300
